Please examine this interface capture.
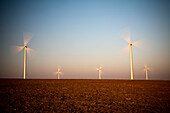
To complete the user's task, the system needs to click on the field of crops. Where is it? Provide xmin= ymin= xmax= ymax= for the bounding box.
xmin=0 ymin=79 xmax=169 ymax=112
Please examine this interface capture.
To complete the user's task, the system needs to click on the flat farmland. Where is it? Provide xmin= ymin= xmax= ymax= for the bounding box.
xmin=0 ymin=79 xmax=169 ymax=112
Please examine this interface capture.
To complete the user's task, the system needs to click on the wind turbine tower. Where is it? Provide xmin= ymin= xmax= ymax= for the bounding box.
xmin=129 ymin=43 xmax=134 ymax=80
xmin=56 ymin=67 xmax=62 ymax=79
xmin=13 ymin=32 xmax=33 ymax=79
xmin=122 ymin=32 xmax=141 ymax=80
xmin=24 ymin=46 xmax=27 ymax=79
xmin=144 ymin=65 xmax=150 ymax=80
xmin=97 ymin=66 xmax=102 ymax=80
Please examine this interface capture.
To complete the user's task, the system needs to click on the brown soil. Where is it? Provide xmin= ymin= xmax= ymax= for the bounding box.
xmin=0 ymin=79 xmax=169 ymax=112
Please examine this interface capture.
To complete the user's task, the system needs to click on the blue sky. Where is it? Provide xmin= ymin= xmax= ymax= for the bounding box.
xmin=0 ymin=0 xmax=170 ymax=79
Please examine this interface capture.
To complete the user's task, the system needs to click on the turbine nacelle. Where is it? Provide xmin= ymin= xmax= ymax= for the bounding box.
xmin=130 ymin=43 xmax=132 ymax=46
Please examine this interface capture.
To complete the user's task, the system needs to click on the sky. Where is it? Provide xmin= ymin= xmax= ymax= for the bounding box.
xmin=0 ymin=0 xmax=170 ymax=79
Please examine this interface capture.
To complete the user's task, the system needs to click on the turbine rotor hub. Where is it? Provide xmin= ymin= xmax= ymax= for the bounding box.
xmin=24 ymin=46 xmax=27 ymax=48
xmin=130 ymin=43 xmax=132 ymax=46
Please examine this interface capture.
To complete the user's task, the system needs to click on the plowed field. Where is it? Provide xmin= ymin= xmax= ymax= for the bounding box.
xmin=0 ymin=79 xmax=169 ymax=112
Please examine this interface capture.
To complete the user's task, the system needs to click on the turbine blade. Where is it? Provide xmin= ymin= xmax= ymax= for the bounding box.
xmin=124 ymin=35 xmax=131 ymax=44
xmin=132 ymin=40 xmax=143 ymax=49
xmin=27 ymin=48 xmax=35 ymax=55
xmin=24 ymin=32 xmax=33 ymax=46
xmin=100 ymin=65 xmax=103 ymax=69
xmin=58 ymin=67 xmax=61 ymax=70
xmin=60 ymin=72 xmax=63 ymax=75
xmin=53 ymin=72 xmax=57 ymax=75
xmin=27 ymin=48 xmax=36 ymax=59
xmin=117 ymin=45 xmax=129 ymax=56
xmin=58 ymin=66 xmax=62 ymax=72
xmin=11 ymin=46 xmax=24 ymax=55
xmin=119 ymin=28 xmax=131 ymax=44
xmin=144 ymin=65 xmax=147 ymax=68
xmin=124 ymin=45 xmax=130 ymax=52
xmin=148 ymin=67 xmax=151 ymax=71
xmin=58 ymin=68 xmax=60 ymax=72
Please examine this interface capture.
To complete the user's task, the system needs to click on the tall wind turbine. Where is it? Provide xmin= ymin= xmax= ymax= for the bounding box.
xmin=96 ymin=66 xmax=102 ymax=80
xmin=123 ymin=33 xmax=141 ymax=80
xmin=13 ymin=32 xmax=34 ymax=79
xmin=144 ymin=65 xmax=151 ymax=80
xmin=56 ymin=67 xmax=62 ymax=79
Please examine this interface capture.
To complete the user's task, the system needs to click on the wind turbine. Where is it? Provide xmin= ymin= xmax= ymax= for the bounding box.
xmin=13 ymin=32 xmax=34 ymax=79
xmin=56 ymin=67 xmax=62 ymax=79
xmin=144 ymin=64 xmax=151 ymax=80
xmin=123 ymin=32 xmax=141 ymax=80
xmin=96 ymin=66 xmax=102 ymax=80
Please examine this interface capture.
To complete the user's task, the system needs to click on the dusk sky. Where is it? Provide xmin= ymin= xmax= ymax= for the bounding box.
xmin=0 ymin=0 xmax=170 ymax=79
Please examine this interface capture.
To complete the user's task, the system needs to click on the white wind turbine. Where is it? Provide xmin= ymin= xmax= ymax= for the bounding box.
xmin=96 ymin=66 xmax=102 ymax=80
xmin=144 ymin=64 xmax=151 ymax=80
xmin=56 ymin=67 xmax=62 ymax=79
xmin=13 ymin=32 xmax=34 ymax=79
xmin=122 ymin=31 xmax=141 ymax=80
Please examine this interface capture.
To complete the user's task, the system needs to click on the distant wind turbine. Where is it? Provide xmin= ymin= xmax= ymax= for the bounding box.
xmin=144 ymin=64 xmax=151 ymax=80
xmin=13 ymin=32 xmax=34 ymax=79
xmin=122 ymin=31 xmax=141 ymax=80
xmin=96 ymin=66 xmax=102 ymax=80
xmin=56 ymin=67 xmax=62 ymax=79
